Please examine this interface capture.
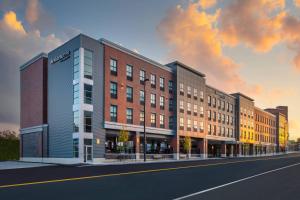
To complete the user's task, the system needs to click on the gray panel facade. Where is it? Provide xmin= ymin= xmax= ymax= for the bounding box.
xmin=48 ymin=36 xmax=81 ymax=158
xmin=80 ymin=35 xmax=106 ymax=158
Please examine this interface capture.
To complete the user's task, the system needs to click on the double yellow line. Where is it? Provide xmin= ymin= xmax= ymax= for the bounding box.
xmin=0 ymin=154 xmax=299 ymax=189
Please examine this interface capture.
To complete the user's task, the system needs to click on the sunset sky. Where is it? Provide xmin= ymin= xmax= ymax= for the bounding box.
xmin=0 ymin=0 xmax=299 ymax=140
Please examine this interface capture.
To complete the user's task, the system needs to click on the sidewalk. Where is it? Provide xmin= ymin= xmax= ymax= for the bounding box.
xmin=0 ymin=161 xmax=54 ymax=170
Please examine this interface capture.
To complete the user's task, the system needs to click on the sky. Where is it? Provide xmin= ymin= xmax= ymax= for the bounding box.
xmin=0 ymin=0 xmax=299 ymax=140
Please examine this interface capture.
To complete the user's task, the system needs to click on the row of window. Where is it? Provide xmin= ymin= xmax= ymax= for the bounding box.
xmin=179 ymin=83 xmax=204 ymax=100
xmin=207 ymin=110 xmax=234 ymax=125
xmin=207 ymin=124 xmax=234 ymax=138
xmin=255 ymin=124 xmax=276 ymax=135
xmin=240 ymin=107 xmax=254 ymax=119
xmin=255 ymin=114 xmax=275 ymax=126
xmin=179 ymin=118 xmax=204 ymax=132
xmin=208 ymin=95 xmax=233 ymax=112
xmin=110 ymin=81 xmax=173 ymax=110
xmin=110 ymin=105 xmax=174 ymax=129
xmin=179 ymin=101 xmax=204 ymax=115
xmin=110 ymin=59 xmax=173 ymax=92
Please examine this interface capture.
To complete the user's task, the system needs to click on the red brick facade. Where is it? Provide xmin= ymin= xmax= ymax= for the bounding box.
xmin=103 ymin=45 xmax=174 ymax=129
xmin=20 ymin=57 xmax=48 ymax=128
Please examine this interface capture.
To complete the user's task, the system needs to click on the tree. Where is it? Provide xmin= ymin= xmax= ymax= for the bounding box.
xmin=118 ymin=127 xmax=129 ymax=153
xmin=183 ymin=136 xmax=191 ymax=158
xmin=0 ymin=130 xmax=18 ymax=140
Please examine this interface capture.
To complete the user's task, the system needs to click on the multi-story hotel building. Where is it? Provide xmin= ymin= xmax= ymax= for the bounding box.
xmin=19 ymin=34 xmax=289 ymax=164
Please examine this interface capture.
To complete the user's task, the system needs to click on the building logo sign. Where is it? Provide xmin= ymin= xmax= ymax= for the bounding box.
xmin=50 ymin=51 xmax=71 ymax=64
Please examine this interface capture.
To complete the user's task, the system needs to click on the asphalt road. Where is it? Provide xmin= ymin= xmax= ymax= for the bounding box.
xmin=0 ymin=153 xmax=300 ymax=200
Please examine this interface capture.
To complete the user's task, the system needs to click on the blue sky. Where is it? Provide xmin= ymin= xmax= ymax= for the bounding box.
xmin=0 ymin=0 xmax=299 ymax=139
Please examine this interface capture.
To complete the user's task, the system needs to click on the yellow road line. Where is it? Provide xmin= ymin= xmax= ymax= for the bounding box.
xmin=0 ymin=154 xmax=299 ymax=189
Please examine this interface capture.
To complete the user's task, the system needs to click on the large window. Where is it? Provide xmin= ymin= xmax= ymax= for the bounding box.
xmin=84 ymin=111 xmax=92 ymax=133
xmin=150 ymin=74 xmax=156 ymax=87
xmin=160 ymin=96 xmax=164 ymax=109
xmin=140 ymin=90 xmax=145 ymax=104
xmin=180 ymin=83 xmax=184 ymax=95
xmin=73 ymin=110 xmax=79 ymax=132
xmin=140 ymin=70 xmax=145 ymax=83
xmin=73 ymin=138 xmax=79 ymax=158
xmin=180 ymin=117 xmax=184 ymax=129
xmin=150 ymin=93 xmax=156 ymax=107
xmin=73 ymin=50 xmax=79 ymax=80
xmin=159 ymin=114 xmax=165 ymax=128
xmin=126 ymin=86 xmax=133 ymax=102
xmin=159 ymin=77 xmax=164 ymax=90
xmin=110 ymin=105 xmax=117 ymax=122
xmin=126 ymin=65 xmax=133 ymax=80
xmin=200 ymin=121 xmax=204 ymax=131
xmin=73 ymin=83 xmax=79 ymax=105
xmin=168 ymin=80 xmax=173 ymax=93
xmin=84 ymin=84 xmax=92 ymax=104
xmin=169 ymin=116 xmax=174 ymax=129
xmin=110 ymin=59 xmax=117 ymax=75
xmin=110 ymin=82 xmax=117 ymax=99
xmin=84 ymin=49 xmax=93 ymax=80
xmin=180 ymin=101 xmax=184 ymax=112
xmin=140 ymin=111 xmax=144 ymax=125
xmin=126 ymin=108 xmax=133 ymax=124
xmin=151 ymin=113 xmax=156 ymax=127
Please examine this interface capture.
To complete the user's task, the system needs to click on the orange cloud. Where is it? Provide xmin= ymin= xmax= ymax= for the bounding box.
xmin=294 ymin=0 xmax=300 ymax=7
xmin=198 ymin=0 xmax=217 ymax=9
xmin=2 ymin=11 xmax=25 ymax=34
xmin=157 ymin=1 xmax=261 ymax=93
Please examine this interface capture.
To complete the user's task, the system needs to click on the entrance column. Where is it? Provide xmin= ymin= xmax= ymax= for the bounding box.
xmin=171 ymin=135 xmax=179 ymax=160
xmin=198 ymin=138 xmax=207 ymax=158
xmin=239 ymin=144 xmax=242 ymax=157
xmin=230 ymin=145 xmax=234 ymax=157
xmin=221 ymin=142 xmax=226 ymax=158
xmin=134 ymin=132 xmax=140 ymax=160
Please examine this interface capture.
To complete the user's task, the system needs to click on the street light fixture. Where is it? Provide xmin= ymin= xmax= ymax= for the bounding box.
xmin=143 ymin=78 xmax=149 ymax=162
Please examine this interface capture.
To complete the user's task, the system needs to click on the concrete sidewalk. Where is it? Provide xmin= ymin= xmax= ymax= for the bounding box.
xmin=0 ymin=161 xmax=54 ymax=170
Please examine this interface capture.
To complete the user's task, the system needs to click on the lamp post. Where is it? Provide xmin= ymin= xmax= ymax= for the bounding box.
xmin=143 ymin=78 xmax=149 ymax=162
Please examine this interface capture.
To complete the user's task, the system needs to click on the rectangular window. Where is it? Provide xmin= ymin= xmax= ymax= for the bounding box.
xmin=212 ymin=97 xmax=216 ymax=107
xmin=160 ymin=96 xmax=164 ymax=109
xmin=168 ymin=80 xmax=173 ymax=93
xmin=84 ymin=111 xmax=92 ymax=133
xmin=180 ymin=117 xmax=184 ymax=129
xmin=126 ymin=65 xmax=133 ymax=80
xmin=140 ymin=70 xmax=145 ymax=83
xmin=160 ymin=114 xmax=165 ymax=128
xmin=110 ymin=82 xmax=117 ymax=99
xmin=200 ymin=91 xmax=204 ymax=100
xmin=187 ymin=103 xmax=191 ymax=114
xmin=151 ymin=113 xmax=156 ymax=127
xmin=193 ymin=104 xmax=198 ymax=114
xmin=200 ymin=106 xmax=204 ymax=116
xmin=84 ymin=84 xmax=92 ymax=104
xmin=169 ymin=98 xmax=173 ymax=111
xmin=126 ymin=108 xmax=133 ymax=124
xmin=169 ymin=116 xmax=174 ymax=129
xmin=73 ymin=110 xmax=79 ymax=132
xmin=187 ymin=86 xmax=191 ymax=97
xmin=126 ymin=86 xmax=133 ymax=102
xmin=84 ymin=49 xmax=93 ymax=79
xmin=110 ymin=105 xmax=117 ymax=122
xmin=150 ymin=74 xmax=156 ymax=87
xmin=140 ymin=90 xmax=145 ymax=104
xmin=208 ymin=124 xmax=211 ymax=134
xmin=140 ymin=111 xmax=144 ymax=125
xmin=110 ymin=59 xmax=117 ymax=75
xmin=208 ymin=96 xmax=211 ymax=105
xmin=180 ymin=83 xmax=184 ymax=95
xmin=193 ymin=88 xmax=197 ymax=98
xmin=180 ymin=101 xmax=184 ymax=110
xmin=151 ymin=93 xmax=156 ymax=107
xmin=200 ymin=121 xmax=204 ymax=131
xmin=73 ymin=83 xmax=79 ymax=105
xmin=73 ymin=50 xmax=79 ymax=80
xmin=159 ymin=77 xmax=164 ymax=90
xmin=187 ymin=119 xmax=191 ymax=130
xmin=73 ymin=138 xmax=79 ymax=158
xmin=208 ymin=110 xmax=211 ymax=119
xmin=193 ymin=120 xmax=198 ymax=131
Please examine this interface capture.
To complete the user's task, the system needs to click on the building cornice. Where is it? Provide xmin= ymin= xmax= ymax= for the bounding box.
xmin=20 ymin=53 xmax=48 ymax=71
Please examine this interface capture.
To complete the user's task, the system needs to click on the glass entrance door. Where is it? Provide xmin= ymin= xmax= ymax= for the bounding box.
xmin=84 ymin=145 xmax=93 ymax=162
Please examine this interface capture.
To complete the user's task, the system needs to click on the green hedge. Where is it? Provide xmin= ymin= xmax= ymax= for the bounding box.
xmin=0 ymin=138 xmax=19 ymax=161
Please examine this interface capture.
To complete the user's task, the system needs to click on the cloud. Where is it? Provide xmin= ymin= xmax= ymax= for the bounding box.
xmin=157 ymin=1 xmax=260 ymax=94
xmin=0 ymin=11 xmax=62 ymax=132
xmin=294 ymin=0 xmax=300 ymax=7
xmin=25 ymin=0 xmax=39 ymax=25
xmin=198 ymin=0 xmax=217 ymax=9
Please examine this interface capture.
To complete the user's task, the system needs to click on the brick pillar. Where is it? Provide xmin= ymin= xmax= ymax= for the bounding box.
xmin=134 ymin=132 xmax=140 ymax=160
xmin=198 ymin=138 xmax=207 ymax=158
xmin=221 ymin=142 xmax=226 ymax=158
xmin=171 ymin=135 xmax=179 ymax=160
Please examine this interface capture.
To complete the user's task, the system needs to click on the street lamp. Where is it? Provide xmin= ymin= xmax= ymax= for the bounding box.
xmin=143 ymin=78 xmax=149 ymax=162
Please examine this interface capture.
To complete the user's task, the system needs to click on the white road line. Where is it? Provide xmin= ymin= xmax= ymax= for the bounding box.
xmin=173 ymin=162 xmax=300 ymax=200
